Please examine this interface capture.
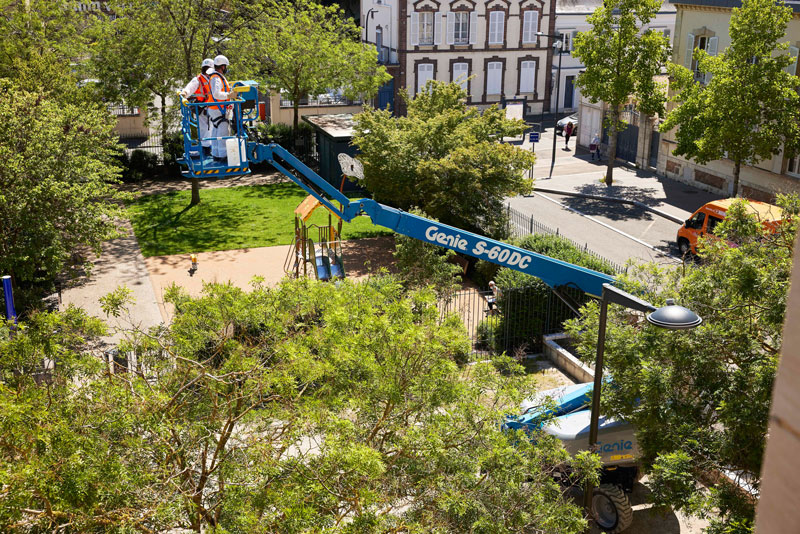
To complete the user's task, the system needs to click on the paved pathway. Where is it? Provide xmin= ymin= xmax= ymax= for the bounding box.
xmin=60 ymin=170 xmax=287 ymax=345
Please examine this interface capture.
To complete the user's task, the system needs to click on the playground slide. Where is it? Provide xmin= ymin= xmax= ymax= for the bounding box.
xmin=315 ymin=254 xmax=332 ymax=282
xmin=329 ymin=256 xmax=345 ymax=279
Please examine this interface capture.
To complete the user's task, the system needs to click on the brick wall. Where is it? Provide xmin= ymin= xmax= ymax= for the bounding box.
xmin=742 ymin=185 xmax=775 ymax=203
xmin=666 ymin=159 xmax=681 ymax=175
xmin=694 ymin=169 xmax=726 ymax=190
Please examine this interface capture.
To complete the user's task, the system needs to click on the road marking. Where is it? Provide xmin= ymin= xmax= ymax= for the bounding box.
xmin=535 ymin=192 xmax=682 ymax=263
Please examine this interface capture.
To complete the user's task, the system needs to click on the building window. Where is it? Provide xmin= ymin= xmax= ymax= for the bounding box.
xmin=488 ymin=11 xmax=504 ymax=45
xmin=686 ymin=33 xmax=718 ymax=81
xmin=788 ymin=153 xmax=800 ymax=178
xmin=454 ymin=12 xmax=469 ymax=44
xmin=452 ymin=62 xmax=469 ymax=90
xmin=519 ymin=61 xmax=536 ymax=93
xmin=786 ymin=45 xmax=799 ymax=76
xmin=417 ymin=63 xmax=434 ymax=93
xmin=557 ymin=30 xmax=576 ymax=52
xmin=486 ymin=61 xmax=502 ymax=95
xmin=522 ymin=11 xmax=539 ymax=44
xmin=420 ymin=12 xmax=434 ymax=45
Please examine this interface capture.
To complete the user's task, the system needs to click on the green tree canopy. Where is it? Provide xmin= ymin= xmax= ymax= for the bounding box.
xmin=566 ymin=195 xmax=799 ymax=533
xmin=0 ymin=83 xmax=128 ymax=308
xmin=661 ymin=0 xmax=800 ymax=197
xmin=1 ymin=277 xmax=601 ymax=532
xmin=353 ymin=81 xmax=534 ymax=239
xmin=91 ymin=0 xmax=261 ymax=205
xmin=572 ymin=0 xmax=670 ymax=186
xmin=233 ymin=0 xmax=390 ymax=129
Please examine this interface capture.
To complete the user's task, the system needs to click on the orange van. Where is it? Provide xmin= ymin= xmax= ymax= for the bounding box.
xmin=676 ymin=198 xmax=784 ymax=255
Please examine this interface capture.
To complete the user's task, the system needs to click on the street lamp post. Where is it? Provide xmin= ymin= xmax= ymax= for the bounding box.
xmin=583 ymin=284 xmax=702 ymax=529
xmin=537 ymin=32 xmax=564 ymax=164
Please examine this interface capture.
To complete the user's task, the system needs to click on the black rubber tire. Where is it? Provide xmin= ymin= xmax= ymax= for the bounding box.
xmin=592 ymin=484 xmax=633 ymax=533
xmin=678 ymin=238 xmax=691 ymax=257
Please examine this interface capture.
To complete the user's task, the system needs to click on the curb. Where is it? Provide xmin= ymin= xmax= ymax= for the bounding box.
xmin=533 ymin=187 xmax=685 ymax=224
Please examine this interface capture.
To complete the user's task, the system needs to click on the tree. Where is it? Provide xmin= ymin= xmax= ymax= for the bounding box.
xmin=572 ymin=0 xmax=670 ymax=186
xmin=0 ymin=83 xmax=129 ymax=308
xmin=92 ymin=0 xmax=260 ymax=206
xmin=660 ymin=0 xmax=800 ymax=198
xmin=353 ymin=81 xmax=535 ymax=239
xmin=1 ymin=277 xmax=600 ymax=532
xmin=234 ymin=0 xmax=390 ymax=131
xmin=0 ymin=0 xmax=91 ymax=82
xmin=565 ymin=195 xmax=799 ymax=533
xmin=394 ymin=209 xmax=464 ymax=300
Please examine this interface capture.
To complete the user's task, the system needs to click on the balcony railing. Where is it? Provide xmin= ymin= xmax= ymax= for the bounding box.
xmin=279 ymin=93 xmax=363 ymax=108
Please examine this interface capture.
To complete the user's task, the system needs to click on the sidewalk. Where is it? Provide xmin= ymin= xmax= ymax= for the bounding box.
xmin=522 ymin=133 xmax=722 ymax=222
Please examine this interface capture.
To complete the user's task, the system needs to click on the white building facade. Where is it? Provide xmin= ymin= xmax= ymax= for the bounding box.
xmin=362 ymin=0 xmax=559 ymax=116
xmin=551 ymin=0 xmax=676 ymax=114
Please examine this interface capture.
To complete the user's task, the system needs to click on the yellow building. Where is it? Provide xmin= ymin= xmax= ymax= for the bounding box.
xmin=660 ymin=0 xmax=800 ymax=201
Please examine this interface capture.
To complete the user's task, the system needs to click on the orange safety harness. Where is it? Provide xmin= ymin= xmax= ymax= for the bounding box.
xmin=208 ymin=72 xmax=231 ymax=114
xmin=192 ymin=73 xmax=212 ymax=103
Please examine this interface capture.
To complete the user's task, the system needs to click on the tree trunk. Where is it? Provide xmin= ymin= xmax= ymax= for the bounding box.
xmin=732 ymin=161 xmax=741 ymax=198
xmin=191 ymin=177 xmax=201 ymax=206
xmin=605 ymin=105 xmax=620 ymax=187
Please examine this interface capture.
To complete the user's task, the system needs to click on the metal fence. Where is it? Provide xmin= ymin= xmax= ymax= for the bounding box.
xmin=505 ymin=204 xmax=627 ymax=274
xmin=439 ymin=285 xmax=591 ymax=355
xmin=120 ymin=132 xmax=165 ymax=161
xmin=279 ymin=94 xmax=363 ymax=108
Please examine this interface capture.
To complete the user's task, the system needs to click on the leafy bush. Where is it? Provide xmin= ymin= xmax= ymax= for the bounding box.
xmin=476 ymin=316 xmax=501 ymax=353
xmin=161 ymin=131 xmax=183 ymax=174
xmin=480 ymin=233 xmax=617 ymax=355
xmin=394 ymin=209 xmax=463 ymax=299
xmin=116 ymin=149 xmax=160 ymax=183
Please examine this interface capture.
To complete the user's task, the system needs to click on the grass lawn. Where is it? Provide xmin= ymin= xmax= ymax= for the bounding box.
xmin=128 ymin=183 xmax=393 ymax=257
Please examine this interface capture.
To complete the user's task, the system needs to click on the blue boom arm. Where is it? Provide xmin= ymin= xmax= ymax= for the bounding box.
xmin=252 ymin=143 xmax=615 ymax=296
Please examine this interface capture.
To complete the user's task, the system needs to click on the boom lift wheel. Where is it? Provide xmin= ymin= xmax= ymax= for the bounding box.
xmin=592 ymin=483 xmax=633 ymax=533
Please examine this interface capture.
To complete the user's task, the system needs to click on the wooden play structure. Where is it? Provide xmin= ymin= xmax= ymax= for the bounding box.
xmin=285 ymin=195 xmax=346 ymax=281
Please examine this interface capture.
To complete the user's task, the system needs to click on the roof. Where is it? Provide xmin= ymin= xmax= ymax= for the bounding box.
xmin=302 ymin=113 xmax=355 ymax=139
xmin=558 ymin=0 xmax=675 ymax=14
xmin=670 ymin=0 xmax=800 ymax=12
xmin=703 ymin=198 xmax=784 ymax=222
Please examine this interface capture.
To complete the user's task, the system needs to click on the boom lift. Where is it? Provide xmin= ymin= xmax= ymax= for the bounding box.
xmin=178 ymin=84 xmax=637 ymax=531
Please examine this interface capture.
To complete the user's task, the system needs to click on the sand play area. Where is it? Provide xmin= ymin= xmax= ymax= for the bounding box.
xmin=144 ymin=236 xmax=397 ymax=321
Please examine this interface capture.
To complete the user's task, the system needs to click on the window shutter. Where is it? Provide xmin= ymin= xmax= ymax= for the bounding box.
xmin=685 ymin=33 xmax=694 ymax=69
xmin=520 ymin=61 xmax=535 ymax=93
xmin=469 ymin=11 xmax=478 ymax=44
xmin=571 ymin=30 xmax=578 ymax=51
xmin=706 ymin=36 xmax=718 ymax=56
xmin=532 ymin=11 xmax=539 ymax=44
xmin=498 ymin=13 xmax=505 ymax=44
xmin=453 ymin=62 xmax=468 ymax=90
xmin=447 ymin=12 xmax=455 ymax=45
xmin=704 ymin=36 xmax=718 ymax=84
xmin=411 ymin=12 xmax=419 ymax=46
xmin=788 ymin=46 xmax=799 ymax=76
xmin=434 ymin=12 xmax=442 ymax=45
xmin=487 ymin=62 xmax=502 ymax=95
xmin=522 ymin=11 xmax=539 ymax=44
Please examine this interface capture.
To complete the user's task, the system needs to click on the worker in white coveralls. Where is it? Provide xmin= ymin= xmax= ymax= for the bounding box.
xmin=180 ymin=58 xmax=215 ymax=156
xmin=208 ymin=55 xmax=234 ymax=161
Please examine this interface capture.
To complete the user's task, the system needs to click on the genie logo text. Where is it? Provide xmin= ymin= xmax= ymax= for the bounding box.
xmin=424 ymin=226 xmax=532 ymax=269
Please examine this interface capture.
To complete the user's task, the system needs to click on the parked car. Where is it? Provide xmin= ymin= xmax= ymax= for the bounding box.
xmin=556 ymin=113 xmax=578 ymax=136
xmin=676 ymin=198 xmax=784 ymax=256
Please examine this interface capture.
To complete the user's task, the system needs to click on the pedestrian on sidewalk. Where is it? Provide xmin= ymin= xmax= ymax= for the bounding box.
xmin=564 ymin=121 xmax=574 ymax=149
xmin=590 ymin=132 xmax=601 ymax=161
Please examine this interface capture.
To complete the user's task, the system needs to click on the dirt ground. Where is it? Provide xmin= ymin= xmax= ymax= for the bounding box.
xmin=144 ymin=236 xmax=397 ymax=322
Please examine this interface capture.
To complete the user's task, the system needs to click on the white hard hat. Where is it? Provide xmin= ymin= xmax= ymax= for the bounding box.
xmin=201 ymin=58 xmax=214 ymax=68
xmin=214 ymin=55 xmax=229 ymax=66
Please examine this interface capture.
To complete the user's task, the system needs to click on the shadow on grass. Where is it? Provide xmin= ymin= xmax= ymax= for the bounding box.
xmin=130 ymin=192 xmax=248 ymax=256
xmin=239 ymin=182 xmax=309 ymax=200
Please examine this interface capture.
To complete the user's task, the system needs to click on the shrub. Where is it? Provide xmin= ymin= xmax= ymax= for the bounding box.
xmin=476 ymin=316 xmax=501 ymax=353
xmin=161 ymin=131 xmax=183 ymax=174
xmin=478 ymin=233 xmax=616 ymax=355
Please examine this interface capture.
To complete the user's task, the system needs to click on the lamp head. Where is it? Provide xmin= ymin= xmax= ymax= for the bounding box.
xmin=646 ymin=299 xmax=702 ymax=330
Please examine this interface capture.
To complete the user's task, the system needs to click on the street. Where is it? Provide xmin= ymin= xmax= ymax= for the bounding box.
xmin=507 ymin=117 xmax=721 ymax=268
